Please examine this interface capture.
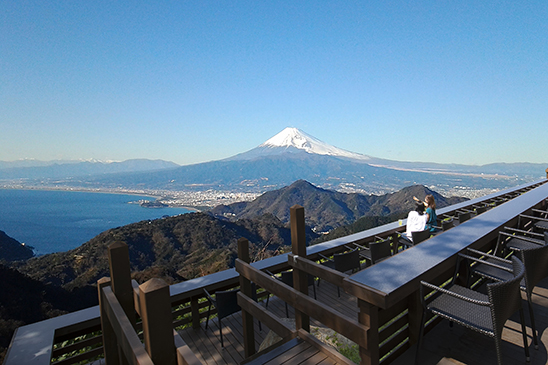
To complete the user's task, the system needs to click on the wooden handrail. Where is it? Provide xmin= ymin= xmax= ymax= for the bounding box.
xmin=235 ymin=258 xmax=369 ymax=349
xmin=236 ymin=292 xmax=296 ymax=339
xmin=102 ymin=286 xmax=154 ymax=365
xmin=288 ymin=253 xmax=348 ymax=287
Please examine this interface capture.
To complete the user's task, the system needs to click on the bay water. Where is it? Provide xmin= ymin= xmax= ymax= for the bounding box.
xmin=0 ymin=189 xmax=191 ymax=255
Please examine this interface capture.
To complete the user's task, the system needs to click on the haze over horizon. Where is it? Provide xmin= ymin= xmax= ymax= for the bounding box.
xmin=2 ymin=2 xmax=547 ymax=166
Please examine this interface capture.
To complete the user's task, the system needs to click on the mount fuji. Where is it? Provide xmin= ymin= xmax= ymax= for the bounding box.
xmin=227 ymin=127 xmax=371 ymax=162
xmin=67 ymin=127 xmax=542 ymax=197
xmin=5 ymin=127 xmax=543 ymax=197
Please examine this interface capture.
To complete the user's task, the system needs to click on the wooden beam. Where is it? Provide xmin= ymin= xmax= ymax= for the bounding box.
xmin=108 ymin=242 xmax=135 ymax=328
xmin=102 ymin=286 xmax=153 ymax=365
xmin=237 ymin=292 xmax=296 ymax=339
xmin=238 ymin=237 xmax=256 ymax=358
xmin=235 ymin=259 xmax=369 ymax=348
xmin=139 ymin=278 xmax=176 ymax=365
xmin=98 ymin=277 xmax=120 ymax=365
xmin=290 ymin=205 xmax=310 ymax=332
xmin=288 ymin=253 xmax=348 ymax=287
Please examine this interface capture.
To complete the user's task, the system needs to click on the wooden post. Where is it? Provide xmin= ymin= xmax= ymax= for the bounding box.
xmin=98 ymin=277 xmax=121 ymax=365
xmin=238 ymin=237 xmax=256 ymax=358
xmin=139 ymin=278 xmax=176 ymax=365
xmin=108 ymin=241 xmax=135 ymax=328
xmin=358 ymin=299 xmax=379 ymax=365
xmin=407 ymin=291 xmax=422 ymax=346
xmin=290 ymin=205 xmax=310 ymax=332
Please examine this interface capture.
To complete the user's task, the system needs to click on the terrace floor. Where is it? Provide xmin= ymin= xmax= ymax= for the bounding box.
xmin=178 ymin=272 xmax=548 ymax=365
xmin=177 ymin=279 xmax=359 ymax=365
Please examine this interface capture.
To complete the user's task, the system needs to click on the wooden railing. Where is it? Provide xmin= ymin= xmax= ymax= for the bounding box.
xmin=3 ymin=179 xmax=546 ymax=365
xmin=98 ymin=241 xmax=204 ymax=365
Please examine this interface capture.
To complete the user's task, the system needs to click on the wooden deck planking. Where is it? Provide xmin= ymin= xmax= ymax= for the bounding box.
xmin=178 ymin=266 xmax=548 ymax=365
xmin=178 ymin=279 xmax=356 ymax=365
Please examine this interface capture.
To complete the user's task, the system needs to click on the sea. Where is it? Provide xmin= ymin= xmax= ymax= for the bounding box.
xmin=0 ymin=189 xmax=192 ymax=255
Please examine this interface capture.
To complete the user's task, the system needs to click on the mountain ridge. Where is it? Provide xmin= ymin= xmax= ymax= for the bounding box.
xmin=209 ymin=180 xmax=468 ymax=232
xmin=1 ymin=128 xmax=544 ymax=196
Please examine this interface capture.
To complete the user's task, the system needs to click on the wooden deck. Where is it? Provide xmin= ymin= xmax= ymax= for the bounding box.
xmin=178 ymin=279 xmax=359 ymax=365
xmin=178 ymin=271 xmax=548 ymax=365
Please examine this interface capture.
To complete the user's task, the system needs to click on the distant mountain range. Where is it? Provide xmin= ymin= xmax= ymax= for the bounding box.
xmin=1 ymin=128 xmax=545 ymax=196
xmin=209 ymin=180 xmax=467 ymax=232
xmin=0 ymin=159 xmax=178 ymax=180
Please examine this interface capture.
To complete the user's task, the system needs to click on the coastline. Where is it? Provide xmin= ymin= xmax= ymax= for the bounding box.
xmin=0 ymin=185 xmax=202 ymax=212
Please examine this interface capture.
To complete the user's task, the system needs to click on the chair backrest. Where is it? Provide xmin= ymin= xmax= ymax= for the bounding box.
xmin=215 ymin=289 xmax=241 ymax=320
xmin=411 ymin=230 xmax=431 ymax=245
xmin=487 ymin=256 xmax=525 ymax=338
xmin=441 ymin=218 xmax=454 ymax=231
xmin=334 ymin=249 xmax=361 ymax=273
xmin=458 ymin=211 xmax=471 ymax=223
xmin=475 ymin=205 xmax=487 ymax=215
xmin=369 ymin=239 xmax=391 ymax=264
xmin=517 ymin=243 xmax=548 ymax=296
xmin=280 ymin=270 xmax=314 ymax=287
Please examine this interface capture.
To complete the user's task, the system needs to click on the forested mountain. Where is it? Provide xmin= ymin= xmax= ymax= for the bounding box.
xmin=13 ymin=212 xmax=316 ymax=292
xmin=0 ymin=230 xmax=34 ymax=262
xmin=210 ymin=180 xmax=467 ymax=232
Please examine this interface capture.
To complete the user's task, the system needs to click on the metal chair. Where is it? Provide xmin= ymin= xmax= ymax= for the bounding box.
xmin=265 ymin=270 xmax=316 ymax=317
xmin=457 ymin=210 xmax=471 ymax=224
xmin=359 ymin=238 xmax=392 ymax=266
xmin=494 ymin=228 xmax=546 ymax=255
xmin=415 ymin=256 xmax=529 ymax=365
xmin=518 ymin=212 xmax=548 ymax=233
xmin=396 ymin=229 xmax=432 ymax=251
xmin=319 ymin=249 xmax=361 ymax=297
xmin=204 ymin=288 xmax=240 ymax=348
xmin=466 ymin=243 xmax=548 ymax=350
xmin=441 ymin=218 xmax=454 ymax=231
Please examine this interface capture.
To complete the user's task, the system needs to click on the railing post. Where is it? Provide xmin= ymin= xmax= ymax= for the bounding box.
xmin=358 ymin=299 xmax=379 ymax=365
xmin=108 ymin=241 xmax=136 ymax=328
xmin=238 ymin=237 xmax=256 ymax=358
xmin=407 ymin=291 xmax=422 ymax=346
xmin=139 ymin=278 xmax=177 ymax=365
xmin=290 ymin=205 xmax=310 ymax=332
xmin=98 ymin=277 xmax=121 ymax=365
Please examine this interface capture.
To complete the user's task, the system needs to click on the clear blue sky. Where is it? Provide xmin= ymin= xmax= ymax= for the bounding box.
xmin=1 ymin=1 xmax=547 ymax=166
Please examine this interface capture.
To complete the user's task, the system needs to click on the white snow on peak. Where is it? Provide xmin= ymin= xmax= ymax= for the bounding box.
xmin=260 ymin=127 xmax=370 ymax=160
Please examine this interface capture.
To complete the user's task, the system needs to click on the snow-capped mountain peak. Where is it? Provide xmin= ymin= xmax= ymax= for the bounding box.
xmin=259 ymin=127 xmax=370 ymax=160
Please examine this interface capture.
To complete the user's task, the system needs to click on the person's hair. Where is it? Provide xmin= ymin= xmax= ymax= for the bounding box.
xmin=415 ymin=202 xmax=425 ymax=215
xmin=425 ymin=194 xmax=436 ymax=210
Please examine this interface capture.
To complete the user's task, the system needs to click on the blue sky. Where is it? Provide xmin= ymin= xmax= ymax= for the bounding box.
xmin=1 ymin=1 xmax=547 ymax=166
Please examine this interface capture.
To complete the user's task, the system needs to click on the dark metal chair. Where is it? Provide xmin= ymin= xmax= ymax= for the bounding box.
xmin=396 ymin=229 xmax=432 ymax=251
xmin=494 ymin=228 xmax=547 ymax=255
xmin=204 ymin=288 xmax=240 ymax=348
xmin=441 ymin=217 xmax=454 ymax=231
xmin=465 ymin=243 xmax=548 ymax=350
xmin=319 ymin=249 xmax=361 ymax=297
xmin=457 ymin=210 xmax=471 ymax=224
xmin=518 ymin=211 xmax=548 ymax=232
xmin=359 ymin=238 xmax=392 ymax=266
xmin=415 ymin=256 xmax=529 ymax=365
xmin=265 ymin=270 xmax=316 ymax=317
